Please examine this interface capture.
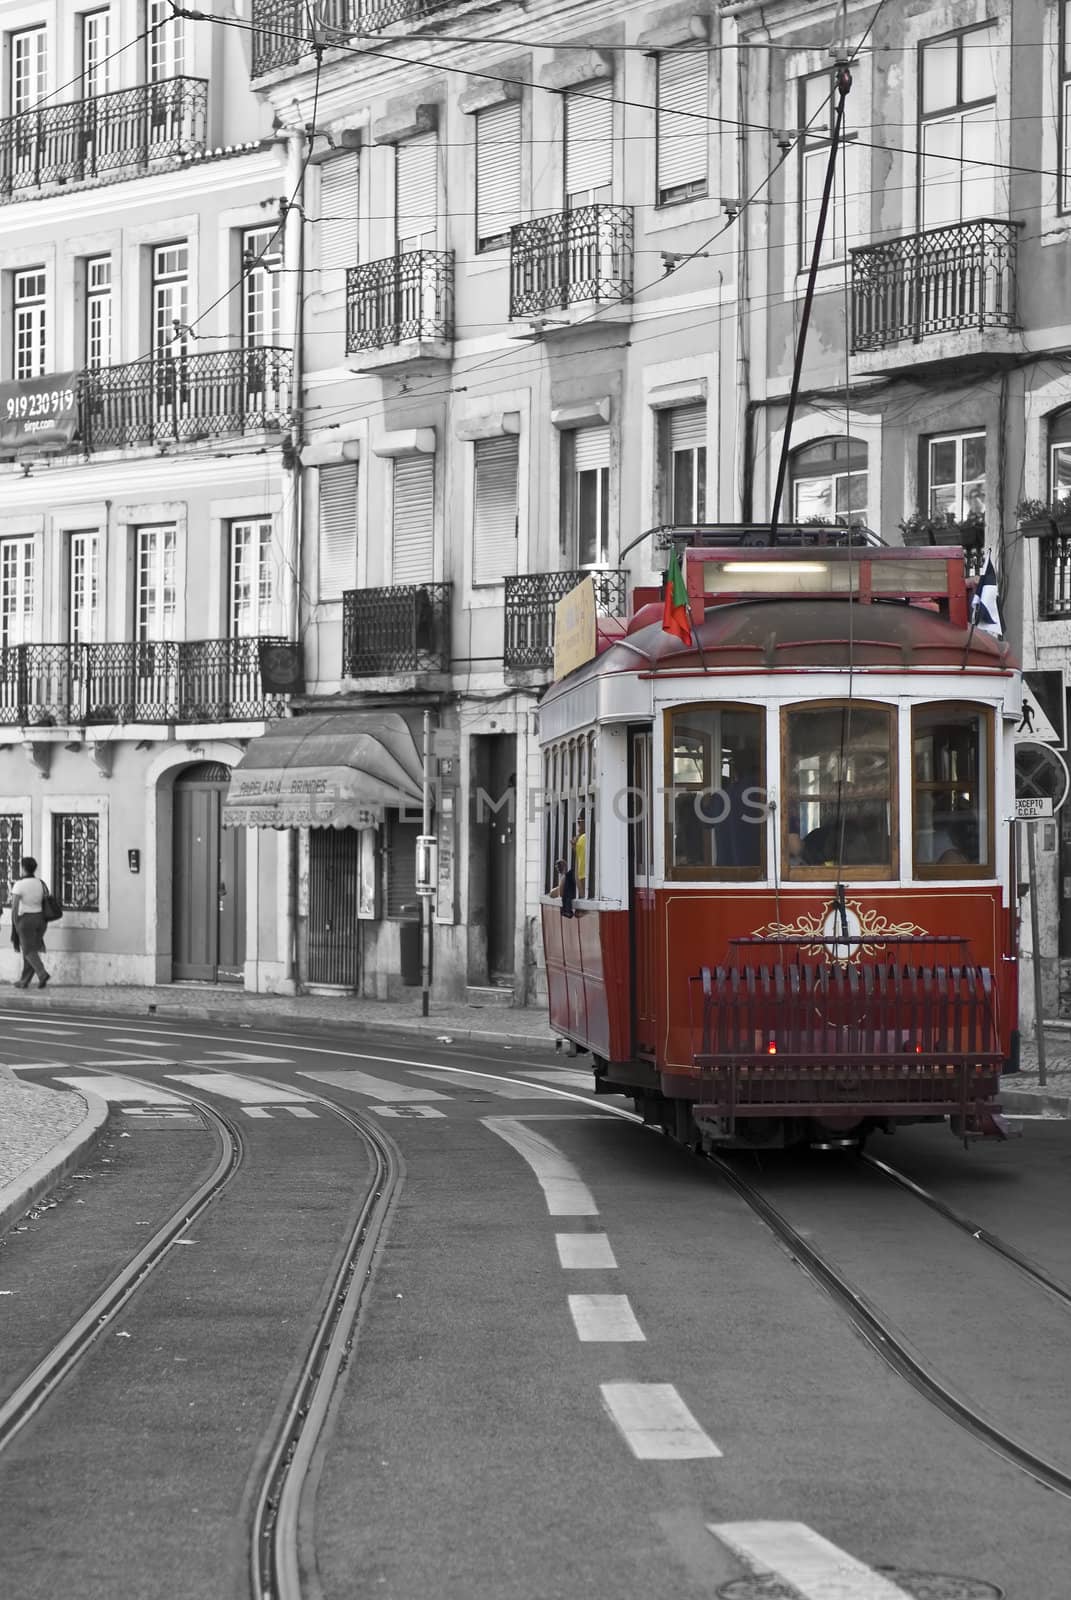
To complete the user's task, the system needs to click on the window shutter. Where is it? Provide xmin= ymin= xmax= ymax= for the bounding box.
xmin=387 ymin=815 xmax=420 ymax=919
xmin=476 ymin=101 xmax=521 ymax=249
xmin=656 ymin=51 xmax=709 ymax=201
xmin=473 ymin=436 xmax=519 ymax=586
xmin=319 ymin=154 xmax=359 ymax=281
xmin=392 ymin=456 xmax=434 ymax=583
xmin=669 ymin=404 xmax=706 ymax=451
xmin=397 ymin=134 xmax=437 ymax=248
xmin=564 ymin=81 xmax=612 ymax=200
xmin=318 ymin=464 xmax=358 ymax=599
xmin=574 ymin=424 xmax=610 ymax=471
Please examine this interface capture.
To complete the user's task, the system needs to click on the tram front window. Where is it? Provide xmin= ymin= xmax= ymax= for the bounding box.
xmin=784 ymin=703 xmax=896 ymax=878
xmin=912 ymin=705 xmax=991 ymax=875
xmin=666 ymin=704 xmax=766 ymax=879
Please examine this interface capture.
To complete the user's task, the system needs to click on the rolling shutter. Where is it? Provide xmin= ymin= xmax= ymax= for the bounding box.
xmin=564 ymin=81 xmax=612 ymax=202
xmin=392 ymin=456 xmax=434 ymax=583
xmin=668 ymin=404 xmax=706 ymax=451
xmin=656 ymin=50 xmax=709 ymax=202
xmin=574 ymin=424 xmax=610 ymax=471
xmin=397 ymin=134 xmax=437 ymax=249
xmin=319 ymin=153 xmax=360 ymax=275
xmin=476 ymin=101 xmax=521 ymax=249
xmin=318 ymin=463 xmax=358 ymax=599
xmin=473 ymin=435 xmax=519 ymax=586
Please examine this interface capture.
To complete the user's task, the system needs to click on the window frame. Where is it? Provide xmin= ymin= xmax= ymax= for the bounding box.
xmin=240 ymin=226 xmax=281 ymax=347
xmin=917 ymin=21 xmax=998 ymax=231
xmin=1061 ymin=2 xmax=1071 ymax=214
xmin=790 ymin=436 xmax=868 ymax=527
xmin=13 ymin=266 xmax=47 ymax=380
xmin=655 ymin=49 xmax=709 ymax=208
xmin=663 ymin=702 xmax=767 ymax=883
xmin=911 ymin=702 xmax=994 ymax=879
xmin=42 ymin=794 xmax=108 ymax=929
xmin=0 ymin=535 xmax=34 ymax=647
xmin=925 ymin=428 xmax=986 ymax=521
xmin=475 ymin=100 xmax=521 ymax=252
xmin=472 ymin=433 xmax=519 ymax=588
xmin=659 ymin=405 xmax=707 ymax=524
xmin=85 ymin=255 xmax=112 ymax=370
xmin=229 ymin=516 xmax=274 ymax=638
xmin=68 ymin=529 xmax=102 ymax=645
xmin=541 ymin=729 xmax=597 ymax=900
xmin=797 ymin=68 xmax=861 ymax=270
xmin=135 ymin=523 xmax=178 ymax=641
xmin=781 ymin=699 xmax=899 ymax=882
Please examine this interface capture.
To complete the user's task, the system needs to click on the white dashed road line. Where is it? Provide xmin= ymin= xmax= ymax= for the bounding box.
xmin=299 ymin=1068 xmax=450 ymax=1101
xmin=515 ymin=1068 xmax=595 ymax=1090
xmin=709 ymin=1523 xmax=916 ymax=1600
xmin=166 ymin=1073 xmax=312 ymax=1104
xmin=568 ymin=1294 xmax=645 ymax=1341
xmin=408 ymin=1068 xmax=549 ymax=1100
xmin=556 ymin=1232 xmax=617 ymax=1269
xmin=483 ymin=1117 xmax=598 ymax=1215
xmin=56 ymin=1075 xmax=187 ymax=1105
xmin=600 ymin=1383 xmax=722 ymax=1460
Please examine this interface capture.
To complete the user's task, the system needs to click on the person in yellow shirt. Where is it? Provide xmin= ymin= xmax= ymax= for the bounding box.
xmin=573 ymin=811 xmax=587 ymax=897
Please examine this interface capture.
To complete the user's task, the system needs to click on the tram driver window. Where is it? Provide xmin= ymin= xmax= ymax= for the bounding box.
xmin=912 ymin=705 xmax=991 ymax=876
xmin=666 ymin=705 xmax=766 ymax=879
xmin=784 ymin=703 xmax=896 ymax=878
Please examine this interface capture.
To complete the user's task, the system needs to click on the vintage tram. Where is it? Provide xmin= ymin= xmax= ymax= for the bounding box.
xmin=540 ymin=531 xmax=1020 ymax=1150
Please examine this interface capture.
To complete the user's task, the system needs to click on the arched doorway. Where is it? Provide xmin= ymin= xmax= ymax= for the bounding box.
xmin=172 ymin=762 xmax=246 ymax=982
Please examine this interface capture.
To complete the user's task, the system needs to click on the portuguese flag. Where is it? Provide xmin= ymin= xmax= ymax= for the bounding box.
xmin=662 ymin=547 xmax=692 ymax=645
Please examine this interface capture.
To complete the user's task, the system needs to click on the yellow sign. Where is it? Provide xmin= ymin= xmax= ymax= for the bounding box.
xmin=553 ymin=576 xmax=598 ymax=681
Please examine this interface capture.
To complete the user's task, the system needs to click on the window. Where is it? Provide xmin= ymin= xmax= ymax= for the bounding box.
xmin=11 ymin=26 xmax=46 ymax=115
xmin=912 ymin=704 xmax=992 ymax=876
xmin=472 ymin=435 xmax=519 ymax=586
xmin=784 ymin=702 xmax=896 ymax=879
xmin=476 ymin=101 xmax=521 ymax=250
xmin=791 ymin=438 xmax=868 ymax=526
xmin=230 ymin=518 xmax=273 ymax=636
xmin=656 ymin=50 xmax=708 ymax=205
xmin=318 ymin=463 xmax=359 ymax=599
xmin=542 ymin=729 xmax=597 ymax=898
xmin=85 ymin=256 xmax=112 ymax=369
xmin=136 ymin=525 xmax=177 ymax=640
xmin=392 ymin=455 xmax=434 ymax=583
xmin=52 ymin=813 xmax=100 ymax=913
xmin=0 ymin=537 xmax=34 ymax=646
xmin=13 ymin=268 xmax=47 ymax=379
xmin=564 ymin=426 xmax=610 ymax=567
xmin=68 ymin=531 xmax=101 ymax=644
xmin=665 ymin=704 xmax=765 ymax=879
xmin=919 ymin=24 xmax=998 ymax=229
xmin=241 ymin=227 xmax=281 ymax=346
xmin=396 ymin=134 xmax=437 ymax=252
xmin=81 ymin=9 xmax=110 ymax=97
xmin=152 ymin=242 xmax=189 ymax=356
xmin=319 ymin=152 xmax=359 ymax=283
xmin=799 ymin=69 xmax=862 ymax=266
xmin=564 ymin=81 xmax=612 ymax=206
xmin=660 ymin=405 xmax=707 ymax=522
xmin=0 ymin=815 xmax=23 ymax=907
xmin=927 ymin=430 xmax=986 ymax=520
xmin=1062 ymin=4 xmax=1071 ymax=212
xmin=148 ymin=0 xmax=185 ymax=80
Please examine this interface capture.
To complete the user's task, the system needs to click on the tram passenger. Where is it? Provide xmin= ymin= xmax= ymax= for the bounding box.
xmin=572 ymin=811 xmax=587 ymax=896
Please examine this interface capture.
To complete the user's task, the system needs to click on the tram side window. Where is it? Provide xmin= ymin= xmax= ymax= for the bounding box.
xmin=784 ymin=703 xmax=896 ymax=878
xmin=912 ymin=705 xmax=991 ymax=875
xmin=665 ymin=704 xmax=766 ymax=879
xmin=543 ymin=731 xmax=597 ymax=898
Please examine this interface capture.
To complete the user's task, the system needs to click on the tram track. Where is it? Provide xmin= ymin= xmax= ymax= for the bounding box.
xmin=707 ymin=1151 xmax=1071 ymax=1504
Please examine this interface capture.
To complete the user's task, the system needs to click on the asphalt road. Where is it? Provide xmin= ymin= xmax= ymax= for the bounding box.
xmin=0 ymin=1008 xmax=1068 ymax=1600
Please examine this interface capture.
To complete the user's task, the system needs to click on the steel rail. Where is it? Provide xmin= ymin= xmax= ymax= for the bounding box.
xmin=0 ymin=1089 xmax=242 ymax=1453
xmin=860 ymin=1151 xmax=1071 ymax=1310
xmin=708 ymin=1154 xmax=1071 ymax=1502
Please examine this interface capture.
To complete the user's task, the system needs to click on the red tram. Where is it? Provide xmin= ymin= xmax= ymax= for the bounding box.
xmin=540 ymin=533 xmax=1021 ymax=1150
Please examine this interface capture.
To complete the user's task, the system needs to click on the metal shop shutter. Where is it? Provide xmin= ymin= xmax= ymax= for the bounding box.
xmin=473 ymin=434 xmax=519 ymax=586
xmin=386 ymin=813 xmax=421 ymax=919
xmin=668 ymin=403 xmax=707 ymax=451
xmin=319 ymin=152 xmax=360 ymax=273
xmin=318 ymin=463 xmax=358 ymax=599
xmin=392 ymin=455 xmax=435 ymax=583
xmin=564 ymin=80 xmax=612 ymax=201
xmin=573 ymin=423 xmax=610 ymax=472
xmin=476 ymin=100 xmax=521 ymax=249
xmin=656 ymin=50 xmax=709 ymax=201
xmin=396 ymin=133 xmax=437 ymax=248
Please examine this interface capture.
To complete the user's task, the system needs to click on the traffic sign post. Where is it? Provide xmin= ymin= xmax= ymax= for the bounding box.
xmin=1013 ymin=741 xmax=1067 ymax=1088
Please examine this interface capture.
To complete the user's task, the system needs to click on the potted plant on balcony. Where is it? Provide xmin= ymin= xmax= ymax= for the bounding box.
xmin=898 ymin=507 xmax=987 ymax=553
xmin=1016 ymin=497 xmax=1071 ymax=540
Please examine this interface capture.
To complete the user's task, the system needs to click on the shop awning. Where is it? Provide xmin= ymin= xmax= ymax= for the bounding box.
xmin=222 ymin=711 xmax=424 ymax=830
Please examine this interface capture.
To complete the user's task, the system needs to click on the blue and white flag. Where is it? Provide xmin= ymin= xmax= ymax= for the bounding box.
xmin=970 ymin=551 xmax=1004 ymax=637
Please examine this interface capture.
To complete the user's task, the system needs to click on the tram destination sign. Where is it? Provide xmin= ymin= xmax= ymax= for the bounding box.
xmin=0 ymin=373 xmax=80 ymax=451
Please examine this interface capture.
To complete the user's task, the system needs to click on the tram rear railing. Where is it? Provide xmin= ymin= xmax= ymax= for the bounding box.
xmin=689 ymin=936 xmax=1002 ymax=1123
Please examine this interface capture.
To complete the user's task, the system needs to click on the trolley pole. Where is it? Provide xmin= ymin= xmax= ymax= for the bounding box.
xmin=1026 ymin=820 xmax=1048 ymax=1085
xmin=421 ymin=708 xmax=432 ymax=1018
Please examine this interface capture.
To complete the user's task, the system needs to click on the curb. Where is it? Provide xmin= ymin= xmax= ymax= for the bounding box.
xmin=0 ymin=1087 xmax=111 ymax=1239
xmin=1001 ymin=1087 xmax=1071 ymax=1118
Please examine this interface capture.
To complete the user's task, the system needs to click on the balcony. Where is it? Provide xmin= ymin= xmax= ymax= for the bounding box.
xmin=0 ymin=77 xmax=207 ymax=202
xmin=509 ymin=206 xmax=634 ymax=320
xmin=851 ymin=218 xmax=1020 ymax=371
xmin=504 ymin=569 xmax=628 ymax=671
xmin=252 ymin=0 xmax=458 ymax=75
xmin=342 ymin=584 xmax=451 ymax=677
xmin=1038 ymin=531 xmax=1071 ymax=620
xmin=0 ymin=637 xmax=288 ymax=727
xmin=345 ymin=251 xmax=453 ymax=370
xmin=83 ymin=348 xmax=293 ymax=451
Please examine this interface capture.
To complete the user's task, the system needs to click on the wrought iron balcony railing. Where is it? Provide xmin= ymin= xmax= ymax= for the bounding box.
xmin=0 ymin=77 xmax=207 ymax=201
xmin=851 ymin=218 xmax=1020 ymax=353
xmin=0 ymin=637 xmax=288 ymax=726
xmin=252 ymin=0 xmax=457 ymax=75
xmin=346 ymin=251 xmax=454 ymax=352
xmin=1039 ymin=532 xmax=1071 ymax=620
xmin=342 ymin=584 xmax=451 ymax=676
xmin=83 ymin=348 xmax=293 ymax=449
xmin=504 ymin=569 xmax=628 ymax=671
xmin=509 ymin=205 xmax=634 ymax=319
